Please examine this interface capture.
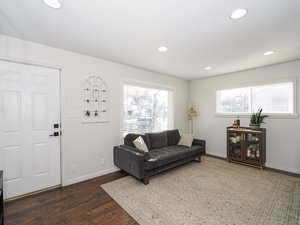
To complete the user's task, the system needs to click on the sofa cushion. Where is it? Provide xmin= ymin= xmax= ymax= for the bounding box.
xmin=166 ymin=129 xmax=181 ymax=146
xmin=144 ymin=145 xmax=202 ymax=170
xmin=146 ymin=131 xmax=168 ymax=150
xmin=124 ymin=133 xmax=150 ymax=149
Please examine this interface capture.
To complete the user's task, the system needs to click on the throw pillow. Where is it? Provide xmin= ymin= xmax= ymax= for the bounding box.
xmin=178 ymin=135 xmax=194 ymax=148
xmin=133 ymin=136 xmax=149 ymax=152
xmin=124 ymin=133 xmax=150 ymax=149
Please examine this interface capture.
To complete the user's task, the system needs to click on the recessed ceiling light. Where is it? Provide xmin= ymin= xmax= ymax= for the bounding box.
xmin=43 ymin=0 xmax=61 ymax=9
xmin=204 ymin=66 xmax=212 ymax=70
xmin=158 ymin=46 xmax=168 ymax=52
xmin=230 ymin=8 xmax=248 ymax=20
xmin=263 ymin=51 xmax=275 ymax=56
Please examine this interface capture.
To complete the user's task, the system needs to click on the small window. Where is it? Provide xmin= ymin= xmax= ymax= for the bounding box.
xmin=216 ymin=87 xmax=251 ymax=114
xmin=252 ymin=82 xmax=294 ymax=114
xmin=216 ymin=81 xmax=295 ymax=115
xmin=122 ymin=84 xmax=173 ymax=135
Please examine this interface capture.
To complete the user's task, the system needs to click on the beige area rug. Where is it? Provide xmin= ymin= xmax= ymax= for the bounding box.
xmin=102 ymin=157 xmax=300 ymax=225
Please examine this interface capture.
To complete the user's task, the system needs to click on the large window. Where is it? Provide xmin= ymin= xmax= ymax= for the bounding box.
xmin=123 ymin=84 xmax=173 ymax=134
xmin=216 ymin=81 xmax=295 ymax=115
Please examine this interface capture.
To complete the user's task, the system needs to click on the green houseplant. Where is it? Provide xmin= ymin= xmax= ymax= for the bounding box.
xmin=249 ymin=108 xmax=268 ymax=129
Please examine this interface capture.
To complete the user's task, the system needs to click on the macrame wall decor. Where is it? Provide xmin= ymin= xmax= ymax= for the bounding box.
xmin=83 ymin=75 xmax=109 ymax=123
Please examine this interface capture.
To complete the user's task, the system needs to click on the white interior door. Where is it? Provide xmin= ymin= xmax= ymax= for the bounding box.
xmin=0 ymin=60 xmax=61 ymax=199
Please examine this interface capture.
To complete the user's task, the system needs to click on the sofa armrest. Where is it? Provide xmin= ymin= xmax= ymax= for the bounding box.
xmin=192 ymin=139 xmax=206 ymax=155
xmin=113 ymin=145 xmax=146 ymax=179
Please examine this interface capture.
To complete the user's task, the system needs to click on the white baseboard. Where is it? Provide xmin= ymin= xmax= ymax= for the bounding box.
xmin=63 ymin=167 xmax=120 ymax=186
xmin=206 ymin=152 xmax=226 ymax=159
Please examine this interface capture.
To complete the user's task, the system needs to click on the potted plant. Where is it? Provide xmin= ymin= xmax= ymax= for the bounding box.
xmin=249 ymin=108 xmax=268 ymax=129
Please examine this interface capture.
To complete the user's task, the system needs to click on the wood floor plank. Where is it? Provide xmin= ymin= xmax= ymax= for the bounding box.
xmin=4 ymin=172 xmax=139 ymax=225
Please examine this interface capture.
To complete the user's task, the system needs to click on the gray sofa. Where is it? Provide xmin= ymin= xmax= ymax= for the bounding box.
xmin=113 ymin=129 xmax=206 ymax=184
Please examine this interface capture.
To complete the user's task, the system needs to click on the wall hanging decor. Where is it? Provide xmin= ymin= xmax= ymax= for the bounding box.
xmin=83 ymin=75 xmax=109 ymax=123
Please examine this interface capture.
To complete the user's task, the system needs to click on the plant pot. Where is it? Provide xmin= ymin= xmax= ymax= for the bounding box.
xmin=249 ymin=124 xmax=260 ymax=129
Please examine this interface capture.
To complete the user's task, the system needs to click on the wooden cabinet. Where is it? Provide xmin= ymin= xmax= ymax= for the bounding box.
xmin=227 ymin=127 xmax=266 ymax=168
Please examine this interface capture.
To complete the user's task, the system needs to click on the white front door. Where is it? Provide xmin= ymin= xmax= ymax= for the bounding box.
xmin=0 ymin=60 xmax=61 ymax=199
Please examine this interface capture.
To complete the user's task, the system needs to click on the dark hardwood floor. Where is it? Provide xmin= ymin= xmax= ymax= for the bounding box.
xmin=4 ymin=172 xmax=139 ymax=225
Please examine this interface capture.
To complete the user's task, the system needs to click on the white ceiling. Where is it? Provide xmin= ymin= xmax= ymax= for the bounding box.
xmin=0 ymin=0 xmax=299 ymax=80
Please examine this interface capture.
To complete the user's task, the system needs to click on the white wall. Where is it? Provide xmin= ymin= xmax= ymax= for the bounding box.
xmin=0 ymin=35 xmax=189 ymax=185
xmin=2 ymin=34 xmax=298 ymax=186
xmin=190 ymin=60 xmax=300 ymax=174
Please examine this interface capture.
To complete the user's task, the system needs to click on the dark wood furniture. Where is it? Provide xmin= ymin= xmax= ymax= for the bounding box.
xmin=0 ymin=171 xmax=3 ymax=225
xmin=227 ymin=126 xmax=266 ymax=169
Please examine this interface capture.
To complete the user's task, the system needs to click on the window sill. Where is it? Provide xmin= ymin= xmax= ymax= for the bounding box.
xmin=214 ymin=113 xmax=299 ymax=119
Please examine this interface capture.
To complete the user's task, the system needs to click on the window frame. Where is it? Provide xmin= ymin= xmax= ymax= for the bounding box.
xmin=120 ymin=79 xmax=175 ymax=137
xmin=215 ymin=78 xmax=298 ymax=119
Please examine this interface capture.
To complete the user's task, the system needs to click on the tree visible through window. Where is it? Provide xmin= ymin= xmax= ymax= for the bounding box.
xmin=123 ymin=84 xmax=172 ymax=134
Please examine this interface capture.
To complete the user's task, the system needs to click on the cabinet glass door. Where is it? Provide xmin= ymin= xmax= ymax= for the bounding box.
xmin=244 ymin=133 xmax=261 ymax=163
xmin=228 ymin=132 xmax=243 ymax=161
